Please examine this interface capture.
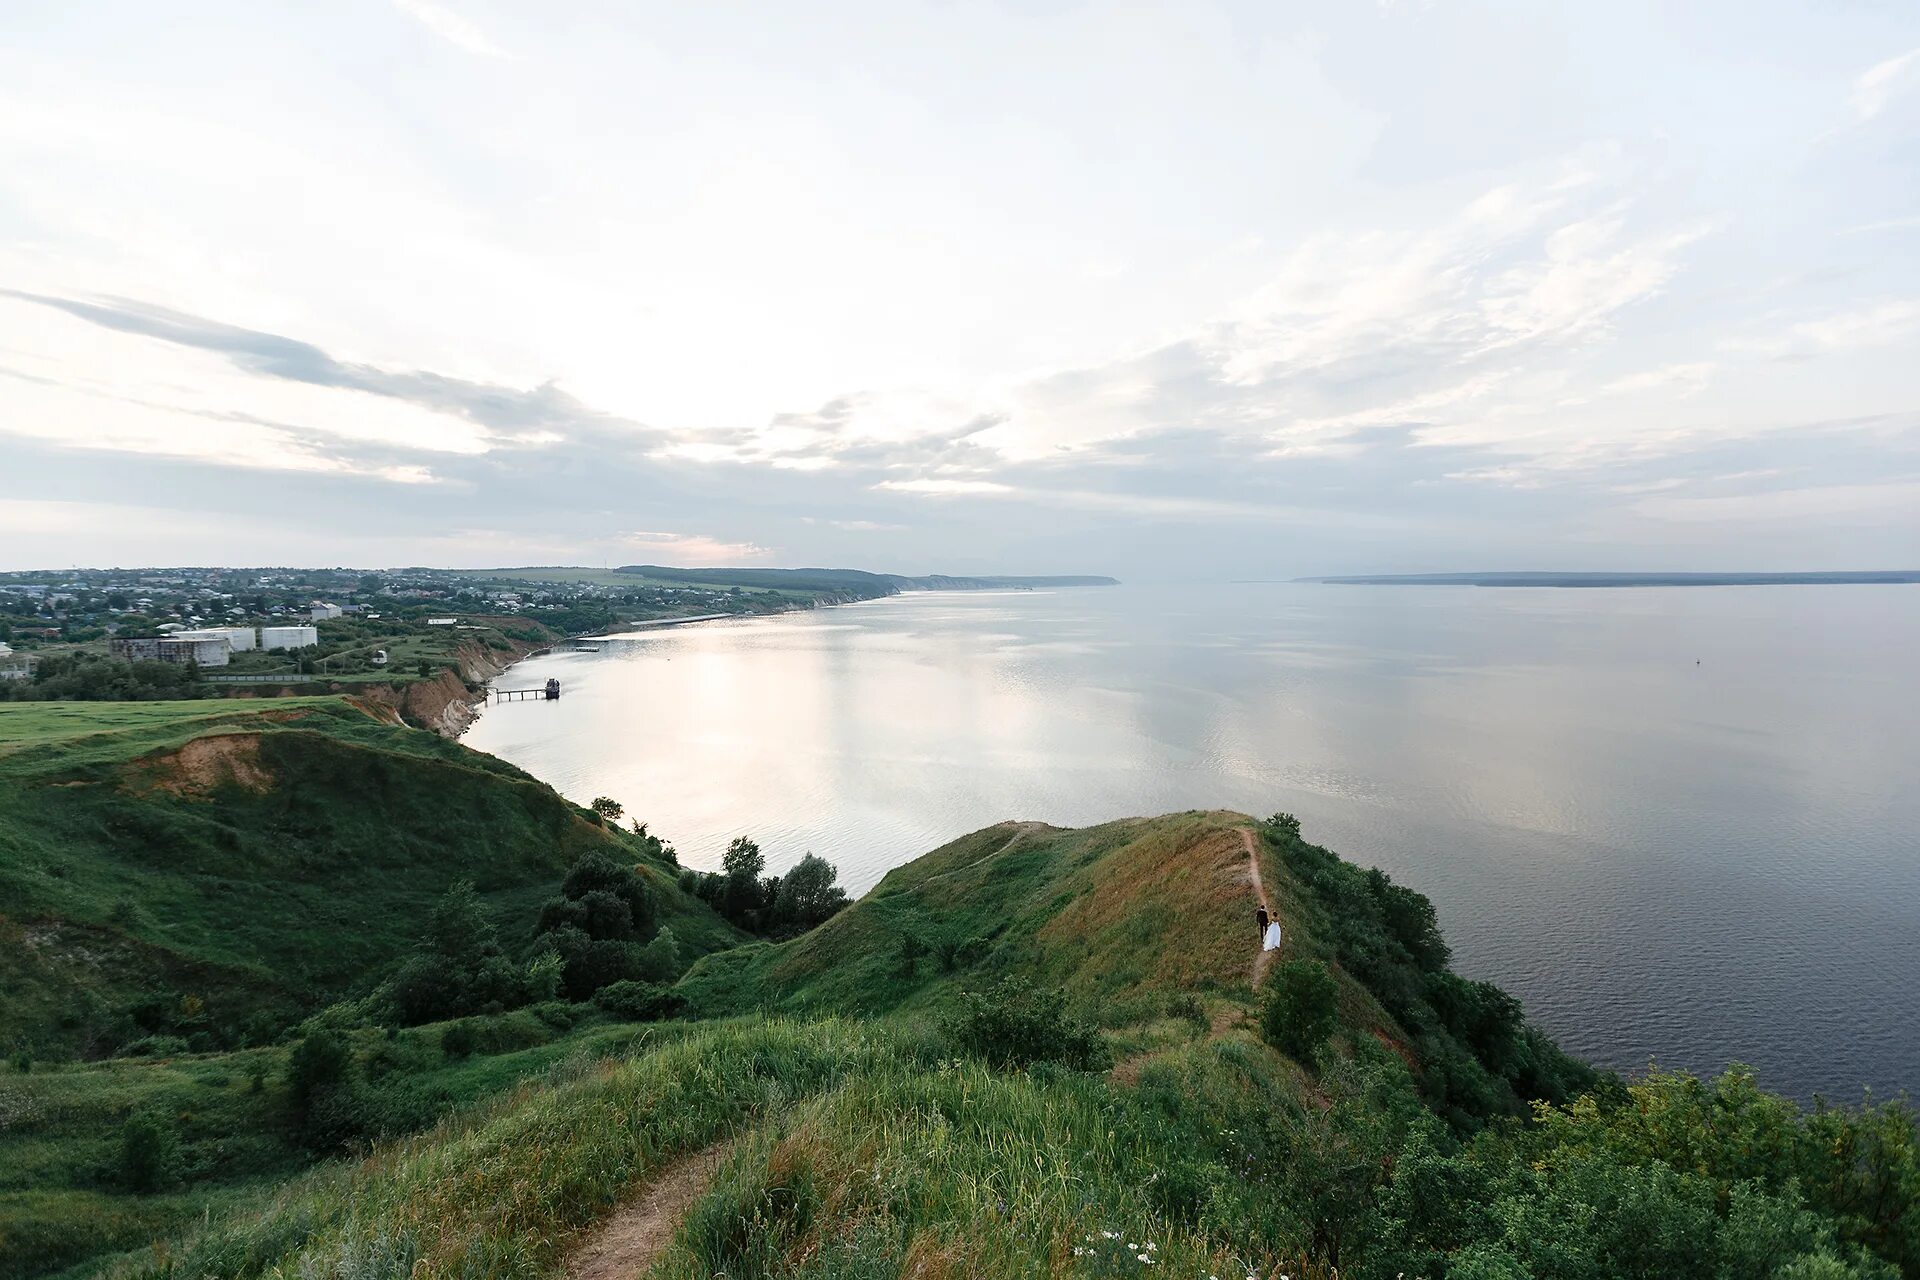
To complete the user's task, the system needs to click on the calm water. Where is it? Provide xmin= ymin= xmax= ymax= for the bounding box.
xmin=466 ymin=583 xmax=1920 ymax=1101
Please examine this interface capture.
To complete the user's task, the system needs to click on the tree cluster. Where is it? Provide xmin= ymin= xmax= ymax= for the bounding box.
xmin=0 ymin=653 xmax=205 ymax=702
xmin=387 ymin=881 xmax=557 ymax=1025
xmin=675 ymin=837 xmax=849 ymax=938
xmin=1261 ymin=812 xmax=1593 ymax=1129
xmin=533 ymin=851 xmax=679 ymax=1000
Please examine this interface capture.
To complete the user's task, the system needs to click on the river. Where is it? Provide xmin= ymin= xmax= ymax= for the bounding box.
xmin=465 ymin=581 xmax=1920 ymax=1102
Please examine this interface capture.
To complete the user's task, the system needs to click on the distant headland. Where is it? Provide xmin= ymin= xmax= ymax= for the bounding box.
xmin=1297 ymin=570 xmax=1920 ymax=588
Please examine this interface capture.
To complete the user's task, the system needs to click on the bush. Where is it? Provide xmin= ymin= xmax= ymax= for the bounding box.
xmin=121 ymin=1035 xmax=191 ymax=1059
xmin=285 ymin=1028 xmax=353 ymax=1110
xmin=1261 ymin=959 xmax=1339 ymax=1062
xmin=529 ymin=1000 xmax=579 ymax=1031
xmin=118 ymin=1108 xmax=182 ymax=1193
xmin=441 ymin=1021 xmax=479 ymax=1058
xmin=1166 ymin=992 xmax=1208 ymax=1034
xmin=593 ymin=980 xmax=687 ymax=1022
xmin=943 ymin=978 xmax=1108 ymax=1071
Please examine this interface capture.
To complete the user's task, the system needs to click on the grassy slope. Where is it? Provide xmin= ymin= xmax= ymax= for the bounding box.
xmin=0 ymin=699 xmax=741 ymax=1060
xmin=677 ymin=811 xmax=1397 ymax=1042
xmin=81 ymin=1018 xmax=1321 ymax=1280
xmin=24 ymin=809 xmax=1912 ymax=1280
xmin=1 ymin=1012 xmax=661 ymax=1280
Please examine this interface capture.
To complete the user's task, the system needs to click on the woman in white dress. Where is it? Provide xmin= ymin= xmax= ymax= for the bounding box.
xmin=1256 ymin=903 xmax=1283 ymax=952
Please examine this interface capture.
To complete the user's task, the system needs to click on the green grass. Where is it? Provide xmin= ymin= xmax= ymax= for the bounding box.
xmin=675 ymin=814 xmax=1270 ymax=1023
xmin=0 ymin=700 xmax=344 ymax=752
xmin=74 ymin=1016 xmax=1322 ymax=1280
xmin=0 ymin=1012 xmax=675 ymax=1280
xmin=8 ymin=801 xmax=1913 ymax=1280
xmin=0 ymin=698 xmax=742 ymax=1062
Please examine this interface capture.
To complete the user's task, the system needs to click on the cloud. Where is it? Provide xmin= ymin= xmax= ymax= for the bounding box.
xmin=802 ymin=518 xmax=909 ymax=532
xmin=874 ymin=478 xmax=1015 ymax=496
xmin=1851 ymin=47 xmax=1920 ymax=120
xmin=616 ymin=530 xmax=771 ymax=565
xmin=1722 ymin=300 xmax=1920 ymax=357
xmin=392 ymin=0 xmax=511 ymax=58
xmin=0 ymin=290 xmax=643 ymax=444
xmin=1601 ymin=363 xmax=1717 ymax=396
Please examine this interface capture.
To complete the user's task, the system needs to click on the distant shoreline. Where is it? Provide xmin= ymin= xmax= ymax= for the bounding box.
xmin=1294 ymin=571 xmax=1920 ymax=588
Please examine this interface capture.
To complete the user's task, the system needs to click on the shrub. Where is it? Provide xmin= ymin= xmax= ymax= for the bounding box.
xmin=943 ymin=978 xmax=1108 ymax=1071
xmin=529 ymin=1000 xmax=578 ymax=1031
xmin=1166 ymin=992 xmax=1208 ymax=1034
xmin=118 ymin=1108 xmax=182 ymax=1193
xmin=121 ymin=1035 xmax=191 ymax=1059
xmin=560 ymin=852 xmax=656 ymax=936
xmin=441 ymin=1021 xmax=479 ymax=1059
xmin=1261 ymin=959 xmax=1339 ymax=1062
xmin=894 ymin=932 xmax=928 ymax=979
xmin=633 ymin=926 xmax=683 ymax=982
xmin=954 ymin=935 xmax=993 ymax=969
xmin=285 ymin=1028 xmax=352 ymax=1111
xmin=593 ymin=980 xmax=687 ymax=1022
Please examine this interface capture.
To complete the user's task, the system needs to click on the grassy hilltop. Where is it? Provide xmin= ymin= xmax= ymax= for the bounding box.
xmin=0 ymin=699 xmax=739 ymax=1062
xmin=0 ymin=702 xmax=1914 ymax=1280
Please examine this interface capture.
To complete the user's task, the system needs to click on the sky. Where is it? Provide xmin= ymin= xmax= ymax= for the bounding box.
xmin=2 ymin=0 xmax=1917 ymax=576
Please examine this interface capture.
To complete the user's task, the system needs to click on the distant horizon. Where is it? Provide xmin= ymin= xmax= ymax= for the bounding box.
xmin=6 ymin=561 xmax=1920 ymax=582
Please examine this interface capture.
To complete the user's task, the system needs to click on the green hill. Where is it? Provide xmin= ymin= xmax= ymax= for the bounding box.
xmin=2 ymin=734 xmax=1914 ymax=1280
xmin=0 ymin=698 xmax=741 ymax=1062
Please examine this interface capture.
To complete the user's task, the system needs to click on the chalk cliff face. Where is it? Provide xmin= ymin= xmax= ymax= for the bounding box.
xmin=242 ymin=632 xmax=548 ymax=737
xmin=350 ymin=666 xmax=476 ymax=736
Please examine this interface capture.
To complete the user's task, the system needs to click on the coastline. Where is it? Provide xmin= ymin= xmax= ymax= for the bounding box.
xmin=453 ymin=593 xmax=885 ymax=739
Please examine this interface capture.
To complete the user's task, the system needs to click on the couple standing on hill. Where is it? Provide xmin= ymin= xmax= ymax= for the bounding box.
xmin=1255 ymin=903 xmax=1283 ymax=953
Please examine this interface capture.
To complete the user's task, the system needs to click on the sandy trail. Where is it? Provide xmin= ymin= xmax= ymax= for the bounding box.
xmin=1243 ymin=826 xmax=1276 ymax=989
xmin=562 ymin=1143 xmax=729 ymax=1280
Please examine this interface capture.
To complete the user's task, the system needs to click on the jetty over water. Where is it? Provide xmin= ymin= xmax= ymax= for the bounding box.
xmin=492 ymin=677 xmax=561 ymax=703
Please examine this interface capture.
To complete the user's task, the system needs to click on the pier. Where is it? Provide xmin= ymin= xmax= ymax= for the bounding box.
xmin=492 ymin=678 xmax=562 ymax=703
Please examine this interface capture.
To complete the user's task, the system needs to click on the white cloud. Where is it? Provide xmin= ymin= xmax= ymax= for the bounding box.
xmin=1851 ymin=47 xmax=1920 ymax=120
xmin=875 ymin=478 xmax=1015 ymax=496
xmin=616 ymin=530 xmax=770 ymax=565
xmin=1601 ymin=363 xmax=1717 ymax=397
xmin=392 ymin=0 xmax=511 ymax=58
xmin=1723 ymin=301 xmax=1920 ymax=357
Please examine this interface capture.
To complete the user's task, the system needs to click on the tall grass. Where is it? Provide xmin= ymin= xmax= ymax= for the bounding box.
xmin=102 ymin=1019 xmax=930 ymax=1279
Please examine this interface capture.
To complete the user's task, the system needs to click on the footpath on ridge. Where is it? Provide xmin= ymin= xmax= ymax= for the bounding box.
xmin=562 ymin=1143 xmax=732 ymax=1280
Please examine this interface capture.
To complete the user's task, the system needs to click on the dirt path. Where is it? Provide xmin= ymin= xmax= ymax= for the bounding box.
xmin=919 ymin=821 xmax=1048 ymax=887
xmin=1242 ymin=826 xmax=1275 ymax=990
xmin=1111 ymin=825 xmax=1273 ymax=1084
xmin=562 ymin=1143 xmax=729 ymax=1280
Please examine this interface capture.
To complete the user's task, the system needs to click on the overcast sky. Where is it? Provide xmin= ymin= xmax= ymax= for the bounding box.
xmin=2 ymin=1 xmax=1917 ymax=576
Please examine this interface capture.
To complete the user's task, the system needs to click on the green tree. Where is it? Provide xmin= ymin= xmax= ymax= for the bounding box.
xmin=769 ymin=853 xmax=850 ymax=935
xmin=589 ymin=796 xmax=624 ymax=822
xmin=1262 ymin=958 xmax=1340 ymax=1061
xmin=118 ymin=1108 xmax=182 ymax=1193
xmin=285 ymin=1029 xmax=352 ymax=1111
xmin=719 ymin=836 xmax=767 ymax=923
xmin=721 ymin=835 xmax=765 ymax=880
